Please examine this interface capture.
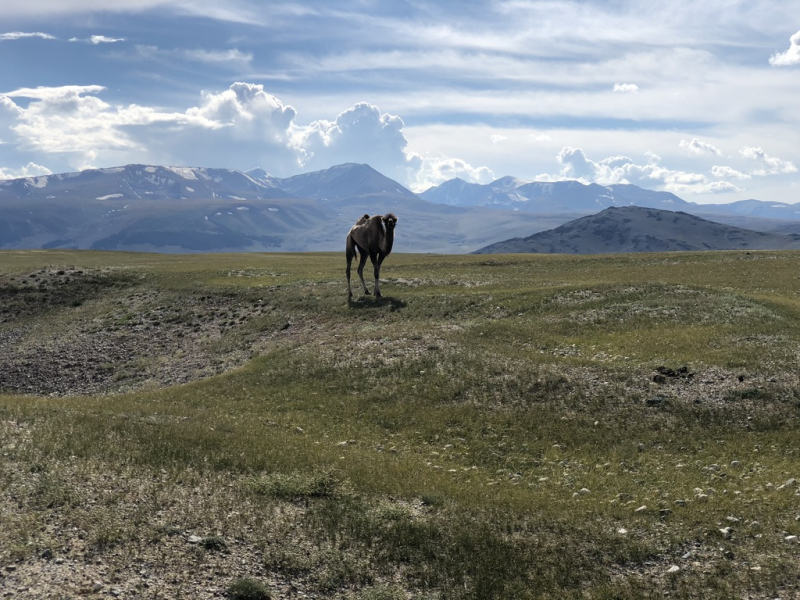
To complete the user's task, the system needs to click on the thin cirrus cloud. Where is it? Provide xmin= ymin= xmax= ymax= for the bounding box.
xmin=134 ymin=45 xmax=253 ymax=66
xmin=0 ymin=31 xmax=56 ymax=41
xmin=70 ymin=35 xmax=125 ymax=44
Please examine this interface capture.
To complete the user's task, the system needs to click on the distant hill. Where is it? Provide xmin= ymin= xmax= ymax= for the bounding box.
xmin=474 ymin=206 xmax=800 ymax=254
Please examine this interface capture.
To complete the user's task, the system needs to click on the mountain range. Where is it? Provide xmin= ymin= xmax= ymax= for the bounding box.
xmin=1 ymin=162 xmax=798 ymax=254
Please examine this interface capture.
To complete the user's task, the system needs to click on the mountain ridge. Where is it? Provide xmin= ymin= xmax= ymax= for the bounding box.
xmin=474 ymin=206 xmax=800 ymax=254
xmin=1 ymin=162 xmax=799 ymax=253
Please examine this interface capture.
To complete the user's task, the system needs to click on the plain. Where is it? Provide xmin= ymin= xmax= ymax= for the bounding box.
xmin=1 ymin=249 xmax=799 ymax=599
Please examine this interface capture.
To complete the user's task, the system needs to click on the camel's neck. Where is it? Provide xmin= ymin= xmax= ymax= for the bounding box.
xmin=380 ymin=228 xmax=395 ymax=254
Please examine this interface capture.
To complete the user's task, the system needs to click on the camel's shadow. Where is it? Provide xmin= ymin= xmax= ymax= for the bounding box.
xmin=348 ymin=295 xmax=407 ymax=311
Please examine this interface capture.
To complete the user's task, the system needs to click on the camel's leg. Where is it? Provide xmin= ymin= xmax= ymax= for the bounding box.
xmin=372 ymin=253 xmax=384 ymax=297
xmin=346 ymin=236 xmax=356 ymax=297
xmin=356 ymin=251 xmax=370 ymax=294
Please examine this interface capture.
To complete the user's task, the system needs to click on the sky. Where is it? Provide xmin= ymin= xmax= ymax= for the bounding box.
xmin=1 ymin=1 xmax=799 ymax=204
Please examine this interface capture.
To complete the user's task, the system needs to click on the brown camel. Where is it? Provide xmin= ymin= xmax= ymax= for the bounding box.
xmin=346 ymin=212 xmax=398 ymax=298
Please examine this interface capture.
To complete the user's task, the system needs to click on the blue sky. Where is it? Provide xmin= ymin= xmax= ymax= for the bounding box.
xmin=1 ymin=1 xmax=799 ymax=204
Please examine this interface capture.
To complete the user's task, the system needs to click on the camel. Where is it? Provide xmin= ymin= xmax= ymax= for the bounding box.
xmin=346 ymin=212 xmax=398 ymax=298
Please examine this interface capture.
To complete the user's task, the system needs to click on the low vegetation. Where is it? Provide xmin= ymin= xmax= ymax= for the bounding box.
xmin=1 ymin=249 xmax=799 ymax=598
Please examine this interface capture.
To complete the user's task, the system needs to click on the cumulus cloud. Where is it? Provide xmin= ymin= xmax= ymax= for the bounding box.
xmin=740 ymin=146 xmax=797 ymax=175
xmin=0 ymin=162 xmax=52 ymax=180
xmin=1 ymin=82 xmax=480 ymax=187
xmin=711 ymin=165 xmax=751 ymax=180
xmin=680 ymin=138 xmax=722 ymax=156
xmin=0 ymin=31 xmax=56 ymax=41
xmin=554 ymin=146 xmax=741 ymax=195
xmin=613 ymin=83 xmax=639 ymax=93
xmin=4 ymin=85 xmax=159 ymax=157
xmin=293 ymin=102 xmax=422 ymax=183
xmin=410 ymin=156 xmax=495 ymax=191
xmin=557 ymin=147 xmax=598 ymax=181
xmin=189 ymin=82 xmax=295 ymax=129
xmin=770 ymin=30 xmax=800 ymax=66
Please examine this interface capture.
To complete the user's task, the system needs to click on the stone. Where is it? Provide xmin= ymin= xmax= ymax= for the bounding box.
xmin=719 ymin=527 xmax=734 ymax=539
xmin=578 ymin=488 xmax=591 ymax=495
xmin=635 ymin=505 xmax=648 ymax=513
xmin=786 ymin=535 xmax=799 ymax=544
xmin=667 ymin=565 xmax=680 ymax=574
xmin=187 ymin=535 xmax=203 ymax=544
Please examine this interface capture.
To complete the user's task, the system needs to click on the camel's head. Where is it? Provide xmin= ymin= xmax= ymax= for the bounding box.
xmin=382 ymin=213 xmax=398 ymax=232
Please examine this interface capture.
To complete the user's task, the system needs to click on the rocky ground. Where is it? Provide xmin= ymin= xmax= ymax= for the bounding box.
xmin=0 ymin=266 xmax=288 ymax=397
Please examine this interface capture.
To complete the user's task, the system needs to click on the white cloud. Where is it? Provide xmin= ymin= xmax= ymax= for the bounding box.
xmin=188 ymin=82 xmax=296 ymax=129
xmin=613 ymin=83 xmax=639 ymax=93
xmin=182 ymin=48 xmax=253 ymax=65
xmin=554 ymin=146 xmax=742 ymax=195
xmin=410 ymin=156 xmax=495 ymax=192
xmin=680 ymin=138 xmax=722 ymax=156
xmin=557 ymin=147 xmax=597 ymax=181
xmin=1 ymin=82 xmax=475 ymax=186
xmin=711 ymin=165 xmax=751 ymax=180
xmin=134 ymin=45 xmax=252 ymax=66
xmin=1 ymin=85 xmax=217 ymax=168
xmin=294 ymin=102 xmax=422 ymax=183
xmin=740 ymin=146 xmax=797 ymax=175
xmin=0 ymin=31 xmax=56 ymax=41
xmin=770 ymin=30 xmax=800 ymax=66
xmin=0 ymin=1 xmax=266 ymax=24
xmin=490 ymin=134 xmax=507 ymax=144
xmin=69 ymin=35 xmax=125 ymax=44
xmin=0 ymin=162 xmax=52 ymax=180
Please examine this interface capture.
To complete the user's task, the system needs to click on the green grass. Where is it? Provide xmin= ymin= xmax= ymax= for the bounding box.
xmin=1 ymin=249 xmax=800 ymax=599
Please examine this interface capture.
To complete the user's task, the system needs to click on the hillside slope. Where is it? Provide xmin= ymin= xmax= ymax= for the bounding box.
xmin=475 ymin=206 xmax=800 ymax=254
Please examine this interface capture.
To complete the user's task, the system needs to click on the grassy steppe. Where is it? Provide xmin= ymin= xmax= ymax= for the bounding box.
xmin=1 ymin=249 xmax=799 ymax=599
